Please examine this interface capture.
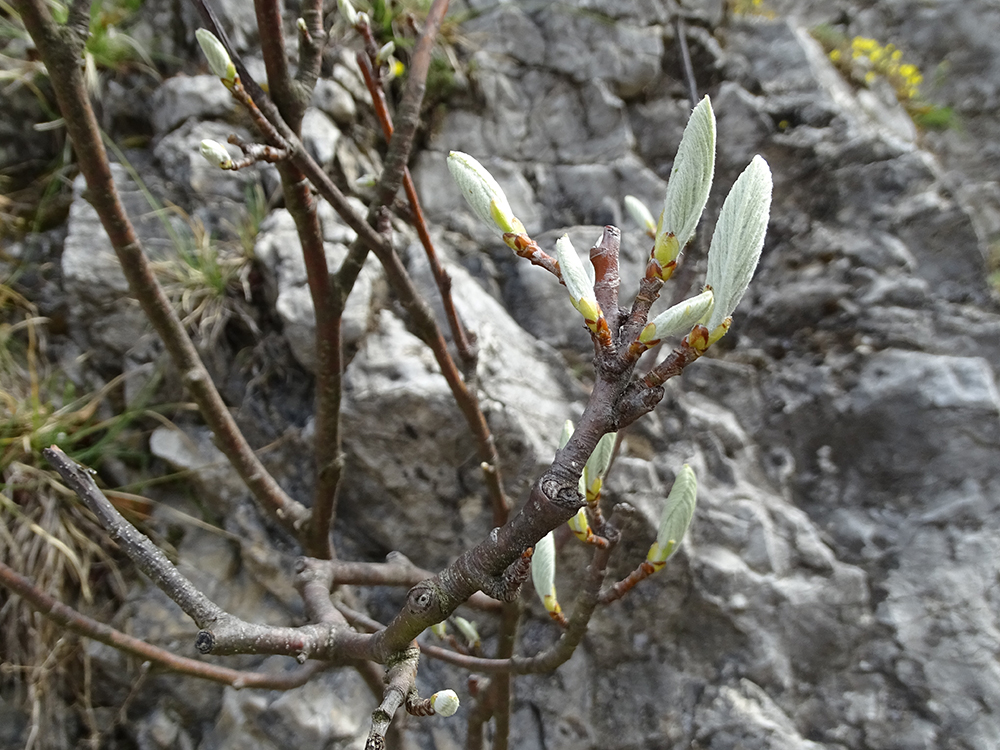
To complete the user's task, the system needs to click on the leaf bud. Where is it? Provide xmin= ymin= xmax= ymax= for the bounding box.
xmin=624 ymin=195 xmax=656 ymax=237
xmin=376 ymin=41 xmax=396 ymax=66
xmin=567 ymin=507 xmax=591 ymax=543
xmin=430 ymin=689 xmax=460 ymax=717
xmin=555 ymin=234 xmax=602 ymax=333
xmin=582 ymin=431 xmax=616 ymax=502
xmin=530 ymin=531 xmax=561 ymax=617
xmin=195 ymin=29 xmax=237 ymax=85
xmin=447 ymin=151 xmax=526 ymax=237
xmin=337 ymin=0 xmax=359 ymax=26
xmin=638 ymin=289 xmax=715 ymax=346
xmin=452 ymin=616 xmax=480 ymax=649
xmin=199 ymin=139 xmax=234 ymax=170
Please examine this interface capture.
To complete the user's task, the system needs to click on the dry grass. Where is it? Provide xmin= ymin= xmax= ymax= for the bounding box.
xmin=0 ymin=273 xmax=134 ymax=748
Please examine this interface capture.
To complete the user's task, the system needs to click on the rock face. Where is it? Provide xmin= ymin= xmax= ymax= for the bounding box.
xmin=6 ymin=0 xmax=1000 ymax=749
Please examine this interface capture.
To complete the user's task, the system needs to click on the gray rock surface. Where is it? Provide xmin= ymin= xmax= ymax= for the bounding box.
xmin=8 ymin=0 xmax=1000 ymax=749
xmin=253 ymin=198 xmax=381 ymax=371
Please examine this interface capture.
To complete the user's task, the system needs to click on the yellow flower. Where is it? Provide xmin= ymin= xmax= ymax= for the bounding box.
xmin=830 ymin=49 xmax=842 ymax=62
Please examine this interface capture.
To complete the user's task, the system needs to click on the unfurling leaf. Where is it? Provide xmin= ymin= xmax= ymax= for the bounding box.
xmin=452 ymin=616 xmax=481 ymax=649
xmin=582 ymin=431 xmax=616 ymax=501
xmin=531 ymin=531 xmax=561 ymax=617
xmin=654 ymin=96 xmax=716 ymax=271
xmin=646 ymin=464 xmax=698 ymax=569
xmin=638 ymin=289 xmax=715 ymax=346
xmin=625 ymin=195 xmax=656 ymax=236
xmin=703 ymin=155 xmax=772 ymax=341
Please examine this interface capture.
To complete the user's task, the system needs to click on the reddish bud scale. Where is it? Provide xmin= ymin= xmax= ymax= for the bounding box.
xmin=685 ymin=324 xmax=711 ymax=355
xmin=645 ymin=258 xmax=677 ymax=282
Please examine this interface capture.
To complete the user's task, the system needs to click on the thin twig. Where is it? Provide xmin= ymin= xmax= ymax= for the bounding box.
xmin=0 ymin=559 xmax=326 ymax=689
xmin=357 ymin=50 xmax=478 ymax=372
xmin=16 ymin=0 xmax=309 ymax=535
xmin=314 ymin=555 xmax=503 ymax=612
xmin=419 ymin=510 xmax=624 ymax=675
xmin=487 ymin=601 xmax=521 ymax=750
xmin=42 ymin=447 xmax=368 ymax=662
xmin=254 ymin=0 xmax=302 ymax=131
xmin=43 ymin=447 xmax=223 ymax=628
xmin=674 ymin=15 xmax=699 ymax=110
xmin=295 ymin=0 xmax=326 ymax=93
xmin=278 ymin=165 xmax=344 ymax=560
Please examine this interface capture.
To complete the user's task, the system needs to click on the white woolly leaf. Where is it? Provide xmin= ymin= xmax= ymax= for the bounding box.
xmin=447 ymin=151 xmax=524 ymax=236
xmin=556 ymin=234 xmax=600 ymax=323
xmin=195 ymin=29 xmax=236 ymax=84
xmin=641 ymin=289 xmax=714 ymax=343
xmin=531 ymin=531 xmax=558 ymax=611
xmin=452 ymin=616 xmax=480 ymax=648
xmin=625 ymin=195 xmax=656 ymax=235
xmin=584 ymin=432 xmax=617 ymax=489
xmin=654 ymin=96 xmax=716 ymax=262
xmin=704 ymin=155 xmax=772 ymax=332
xmin=648 ymin=464 xmax=698 ymax=565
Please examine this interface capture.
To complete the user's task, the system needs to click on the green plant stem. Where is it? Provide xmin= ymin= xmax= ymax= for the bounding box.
xmin=15 ymin=0 xmax=309 ymax=534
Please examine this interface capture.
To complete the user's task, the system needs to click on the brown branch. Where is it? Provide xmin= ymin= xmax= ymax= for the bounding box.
xmin=0 ymin=559 xmax=326 ymax=690
xmin=488 ymin=601 xmax=521 ymax=750
xmin=465 ymin=676 xmax=493 ymax=750
xmin=295 ymin=0 xmax=326 ymax=94
xmin=365 ymin=646 xmax=421 ymax=750
xmin=599 ymin=560 xmax=659 ymax=604
xmin=374 ymin=0 xmax=449 ymax=210
xmin=277 ymin=164 xmax=344 ymax=560
xmin=44 ymin=447 xmax=223 ymax=628
xmin=619 ymin=265 xmax=665 ymax=363
xmin=504 ymin=233 xmax=561 ymax=278
xmin=42 ymin=447 xmax=368 ymax=663
xmin=16 ymin=0 xmax=309 ymax=534
xmin=313 ymin=555 xmax=503 ymax=612
xmin=640 ymin=336 xmax=704 ymax=389
xmin=254 ymin=0 xmax=305 ymax=132
xmin=352 ymin=0 xmax=514 ymax=522
xmin=420 ymin=518 xmax=621 ymax=675
xmin=357 ymin=50 xmax=478 ymax=373
xmin=591 ymin=226 xmax=622 ymax=338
